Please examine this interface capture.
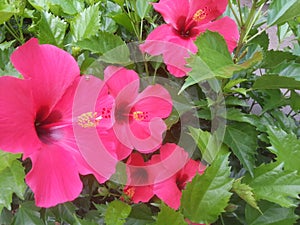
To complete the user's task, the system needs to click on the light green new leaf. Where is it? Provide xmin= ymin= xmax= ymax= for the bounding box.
xmin=156 ymin=204 xmax=187 ymax=225
xmin=104 ymin=200 xmax=131 ymax=225
xmin=181 ymin=152 xmax=233 ymax=224
xmin=224 ymin=122 xmax=258 ymax=177
xmin=27 ymin=0 xmax=47 ymax=11
xmin=37 ymin=11 xmax=67 ymax=46
xmin=232 ymin=178 xmax=260 ymax=211
xmin=245 ymin=201 xmax=298 ymax=225
xmin=135 ymin=0 xmax=152 ymax=19
xmin=267 ymin=127 xmax=300 ymax=173
xmin=49 ymin=0 xmax=84 ymax=16
xmin=0 ymin=152 xmax=26 ymax=212
xmin=243 ymin=162 xmax=300 ymax=208
xmin=70 ymin=3 xmax=100 ymax=42
xmin=0 ymin=2 xmax=19 ymax=24
xmin=267 ymin=0 xmax=300 ymax=25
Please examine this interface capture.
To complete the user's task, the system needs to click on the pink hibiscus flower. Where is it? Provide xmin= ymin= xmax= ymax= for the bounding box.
xmin=104 ymin=66 xmax=173 ymax=153
xmin=123 ymin=152 xmax=155 ymax=203
xmin=140 ymin=0 xmax=239 ymax=77
xmin=152 ymin=143 xmax=206 ymax=210
xmin=0 ymin=38 xmax=112 ymax=207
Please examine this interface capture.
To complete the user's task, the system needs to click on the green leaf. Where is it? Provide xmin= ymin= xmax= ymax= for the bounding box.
xmin=36 ymin=11 xmax=67 ymax=46
xmin=261 ymin=51 xmax=297 ymax=69
xmin=156 ymin=204 xmax=187 ymax=225
xmin=111 ymin=12 xmax=135 ymax=33
xmin=0 ymin=1 xmax=19 ymax=24
xmin=188 ymin=126 xmax=228 ymax=164
xmin=0 ymin=152 xmax=26 ymax=212
xmin=74 ymin=216 xmax=98 ymax=225
xmin=181 ymin=31 xmax=262 ymax=91
xmin=224 ymin=122 xmax=258 ymax=177
xmin=135 ymin=0 xmax=152 ymax=19
xmin=232 ymin=178 xmax=260 ymax=211
xmin=253 ymin=75 xmax=300 ymax=89
xmin=245 ymin=201 xmax=298 ymax=225
xmin=70 ymin=3 xmax=100 ymax=42
xmin=267 ymin=127 xmax=300 ymax=173
xmin=272 ymin=61 xmax=300 ymax=81
xmin=104 ymin=200 xmax=131 ymax=225
xmin=49 ymin=0 xmax=84 ymax=16
xmin=243 ymin=162 xmax=300 ymax=207
xmin=290 ymin=90 xmax=300 ymax=111
xmin=27 ymin=0 xmax=47 ymax=11
xmin=267 ymin=0 xmax=300 ymax=25
xmin=125 ymin=204 xmax=155 ymax=225
xmin=75 ymin=32 xmax=125 ymax=54
xmin=12 ymin=202 xmax=45 ymax=225
xmin=181 ymin=152 xmax=233 ymax=224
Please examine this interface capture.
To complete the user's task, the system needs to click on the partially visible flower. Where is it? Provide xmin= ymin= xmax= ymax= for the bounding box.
xmin=104 ymin=66 xmax=173 ymax=153
xmin=0 ymin=38 xmax=111 ymax=207
xmin=152 ymin=143 xmax=206 ymax=209
xmin=140 ymin=0 xmax=239 ymax=77
xmin=124 ymin=152 xmax=155 ymax=203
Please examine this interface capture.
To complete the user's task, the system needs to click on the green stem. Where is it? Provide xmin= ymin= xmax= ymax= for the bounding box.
xmin=228 ymin=0 xmax=242 ymax=28
xmin=4 ymin=22 xmax=22 ymax=44
xmin=236 ymin=0 xmax=244 ymax=25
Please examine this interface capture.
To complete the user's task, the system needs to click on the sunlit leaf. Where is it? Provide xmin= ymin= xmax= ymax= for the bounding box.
xmin=181 ymin=152 xmax=233 ymax=224
xmin=104 ymin=200 xmax=131 ymax=225
xmin=156 ymin=204 xmax=187 ymax=225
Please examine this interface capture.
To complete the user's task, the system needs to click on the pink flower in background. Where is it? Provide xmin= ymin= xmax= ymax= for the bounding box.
xmin=152 ymin=143 xmax=206 ymax=209
xmin=104 ymin=66 xmax=173 ymax=153
xmin=0 ymin=38 xmax=111 ymax=207
xmin=124 ymin=152 xmax=155 ymax=203
xmin=140 ymin=0 xmax=239 ymax=77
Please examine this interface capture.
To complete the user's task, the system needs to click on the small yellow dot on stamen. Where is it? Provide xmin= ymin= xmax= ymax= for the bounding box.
xmin=193 ymin=9 xmax=206 ymax=22
xmin=125 ymin=187 xmax=135 ymax=199
xmin=133 ymin=111 xmax=144 ymax=121
xmin=77 ymin=112 xmax=101 ymax=128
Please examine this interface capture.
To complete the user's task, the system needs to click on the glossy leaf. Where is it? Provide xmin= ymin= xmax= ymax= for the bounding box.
xmin=104 ymin=200 xmax=131 ymax=225
xmin=181 ymin=152 xmax=233 ymax=224
xmin=135 ymin=0 xmax=152 ymax=19
xmin=267 ymin=127 xmax=300 ymax=172
xmin=0 ymin=152 xmax=26 ymax=212
xmin=243 ymin=162 xmax=300 ymax=207
xmin=253 ymin=75 xmax=300 ymax=89
xmin=268 ymin=0 xmax=300 ymax=25
xmin=36 ymin=11 xmax=67 ymax=46
xmin=245 ymin=201 xmax=298 ymax=225
xmin=156 ymin=204 xmax=187 ymax=225
xmin=70 ymin=3 xmax=100 ymax=42
xmin=224 ymin=122 xmax=258 ymax=177
xmin=12 ymin=202 xmax=44 ymax=225
xmin=181 ymin=31 xmax=262 ymax=92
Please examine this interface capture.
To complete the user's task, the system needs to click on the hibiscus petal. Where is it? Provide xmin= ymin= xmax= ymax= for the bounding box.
xmin=0 ymin=76 xmax=41 ymax=155
xmin=104 ymin=66 xmax=139 ymax=98
xmin=154 ymin=176 xmax=182 ymax=209
xmin=153 ymin=0 xmax=189 ymax=30
xmin=133 ymin=84 xmax=173 ymax=120
xmin=188 ymin=0 xmax=228 ymax=23
xmin=11 ymin=38 xmax=80 ymax=117
xmin=126 ymin=185 xmax=154 ymax=203
xmin=25 ymin=144 xmax=82 ymax=208
xmin=197 ymin=17 xmax=239 ymax=52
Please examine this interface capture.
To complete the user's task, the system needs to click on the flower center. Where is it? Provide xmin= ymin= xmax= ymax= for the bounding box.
xmin=35 ymin=107 xmax=63 ymax=144
xmin=193 ymin=9 xmax=207 ymax=22
xmin=132 ymin=111 xmax=148 ymax=121
xmin=77 ymin=107 xmax=111 ymax=128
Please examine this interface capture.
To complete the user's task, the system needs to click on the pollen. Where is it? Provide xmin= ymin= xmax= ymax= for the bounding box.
xmin=193 ymin=9 xmax=206 ymax=22
xmin=132 ymin=111 xmax=148 ymax=121
xmin=77 ymin=112 xmax=102 ymax=128
xmin=125 ymin=187 xmax=135 ymax=199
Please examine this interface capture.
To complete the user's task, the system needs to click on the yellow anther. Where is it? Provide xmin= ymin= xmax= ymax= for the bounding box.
xmin=77 ymin=112 xmax=102 ymax=128
xmin=133 ymin=111 xmax=144 ymax=121
xmin=193 ymin=9 xmax=206 ymax=22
